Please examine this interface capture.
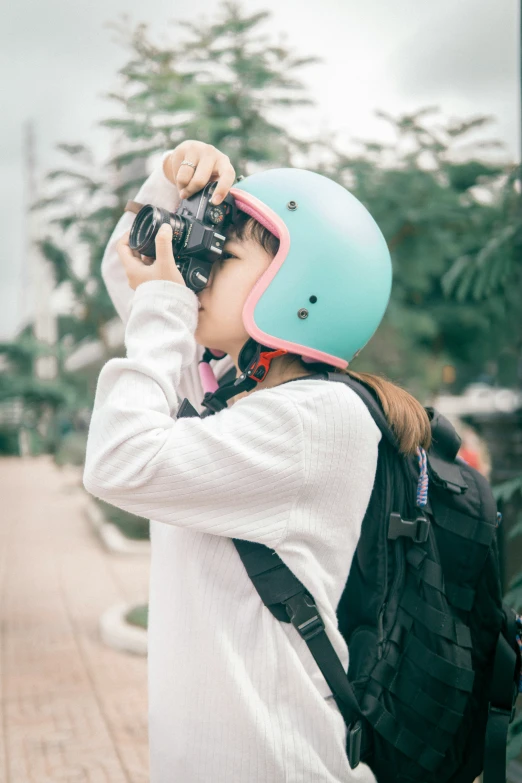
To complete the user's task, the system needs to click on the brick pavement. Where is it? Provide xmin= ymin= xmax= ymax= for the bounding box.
xmin=0 ymin=455 xmax=150 ymax=783
xmin=0 ymin=455 xmax=485 ymax=783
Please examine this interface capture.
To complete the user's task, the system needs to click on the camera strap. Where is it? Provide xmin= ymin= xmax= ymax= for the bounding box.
xmin=124 ymin=200 xmax=145 ymax=215
xmin=177 ymin=339 xmax=288 ymax=419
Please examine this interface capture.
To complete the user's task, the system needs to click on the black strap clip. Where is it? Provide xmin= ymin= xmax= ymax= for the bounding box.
xmin=489 ymin=681 xmax=519 ymax=724
xmin=388 ymin=512 xmax=430 ymax=543
xmin=346 ymin=720 xmax=362 ymax=768
xmin=283 ymin=592 xmax=325 ymax=642
xmin=177 ymin=398 xmax=201 ymax=419
xmin=201 ymin=391 xmax=228 ymax=413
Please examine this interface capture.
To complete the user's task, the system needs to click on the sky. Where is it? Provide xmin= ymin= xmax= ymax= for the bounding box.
xmin=1 ymin=0 xmax=519 ymax=340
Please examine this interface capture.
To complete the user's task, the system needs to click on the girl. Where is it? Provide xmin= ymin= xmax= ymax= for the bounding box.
xmin=84 ymin=140 xmax=431 ymax=782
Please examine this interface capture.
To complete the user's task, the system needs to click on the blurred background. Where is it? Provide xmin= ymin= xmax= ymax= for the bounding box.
xmin=1 ymin=0 xmax=521 ymax=781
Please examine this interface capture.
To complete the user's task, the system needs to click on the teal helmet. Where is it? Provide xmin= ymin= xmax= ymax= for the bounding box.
xmin=227 ymin=167 xmax=392 ymax=369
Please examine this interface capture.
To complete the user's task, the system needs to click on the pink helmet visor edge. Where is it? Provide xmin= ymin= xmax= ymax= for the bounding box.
xmin=229 ymin=186 xmax=347 ymax=369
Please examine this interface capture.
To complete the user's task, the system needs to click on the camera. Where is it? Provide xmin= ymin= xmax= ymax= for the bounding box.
xmin=129 ymin=180 xmax=239 ymax=293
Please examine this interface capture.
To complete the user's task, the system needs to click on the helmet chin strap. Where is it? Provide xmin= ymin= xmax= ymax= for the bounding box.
xmin=197 ymin=338 xmax=288 ymax=417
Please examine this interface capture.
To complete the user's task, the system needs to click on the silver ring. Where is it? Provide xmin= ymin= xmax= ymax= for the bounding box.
xmin=180 ymin=160 xmax=197 ymax=170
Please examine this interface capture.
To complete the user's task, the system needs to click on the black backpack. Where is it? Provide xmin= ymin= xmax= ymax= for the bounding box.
xmin=178 ymin=369 xmax=522 ymax=782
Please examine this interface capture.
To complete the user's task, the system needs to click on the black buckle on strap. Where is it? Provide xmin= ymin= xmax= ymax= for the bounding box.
xmin=177 ymin=398 xmax=201 ymax=419
xmin=347 ymin=720 xmax=362 ymax=768
xmin=388 ymin=512 xmax=430 ymax=543
xmin=284 ymin=593 xmax=325 ymax=641
xmin=489 ymin=682 xmax=519 ymax=724
xmin=201 ymin=391 xmax=228 ymax=413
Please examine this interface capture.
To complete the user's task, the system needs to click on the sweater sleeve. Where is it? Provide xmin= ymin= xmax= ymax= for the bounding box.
xmin=83 ymin=279 xmax=305 ymax=549
xmin=100 ymin=149 xmax=237 ymax=399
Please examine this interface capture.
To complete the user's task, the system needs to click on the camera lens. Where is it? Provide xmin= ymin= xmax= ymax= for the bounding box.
xmin=130 ymin=205 xmax=187 ymax=259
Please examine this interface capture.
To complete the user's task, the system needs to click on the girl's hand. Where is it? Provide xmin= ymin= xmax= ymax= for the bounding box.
xmin=162 ymin=140 xmax=236 ymax=205
xmin=117 ymin=224 xmax=186 ymax=291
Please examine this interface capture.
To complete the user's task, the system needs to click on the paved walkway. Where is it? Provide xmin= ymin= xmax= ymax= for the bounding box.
xmin=0 ymin=455 xmax=487 ymax=783
xmin=0 ymin=455 xmax=150 ymax=783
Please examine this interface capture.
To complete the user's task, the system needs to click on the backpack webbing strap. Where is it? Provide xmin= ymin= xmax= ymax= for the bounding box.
xmin=402 ymin=633 xmax=475 ymax=693
xmin=232 ymin=537 xmax=370 ymax=768
xmin=483 ymin=622 xmax=519 ymax=783
xmin=406 ymin=546 xmax=476 ymax=612
xmin=444 ymin=581 xmax=476 ymax=613
xmin=232 ymin=542 xmax=362 ymax=722
xmin=426 ymin=452 xmax=468 ymax=494
xmin=363 ymin=693 xmax=446 ymax=772
xmin=370 ymin=657 xmax=465 ymax=733
xmin=429 ymin=493 xmax=496 ymax=546
xmin=177 ymin=364 xmax=239 ymax=419
xmin=399 ymin=591 xmax=473 ymax=648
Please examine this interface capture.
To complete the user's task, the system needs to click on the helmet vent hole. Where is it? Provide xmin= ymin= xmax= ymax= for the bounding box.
xmin=287 ymin=201 xmax=298 ymax=210
xmin=298 ymin=309 xmax=309 ymax=319
xmin=309 ymin=296 xmax=317 ymax=304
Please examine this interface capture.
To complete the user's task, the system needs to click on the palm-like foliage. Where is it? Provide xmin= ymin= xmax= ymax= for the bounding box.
xmin=442 ymin=156 xmax=522 ymax=758
xmin=312 ymin=108 xmax=518 ymax=397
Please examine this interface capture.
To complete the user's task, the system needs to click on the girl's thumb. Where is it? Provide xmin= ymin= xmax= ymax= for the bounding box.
xmin=155 ymin=223 xmax=174 ymax=262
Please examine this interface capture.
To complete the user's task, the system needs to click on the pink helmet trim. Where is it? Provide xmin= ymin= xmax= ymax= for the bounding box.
xmin=229 ymin=186 xmax=348 ymax=370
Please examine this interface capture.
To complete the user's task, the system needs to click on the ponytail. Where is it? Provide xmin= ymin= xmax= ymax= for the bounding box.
xmin=287 ymin=356 xmax=432 ymax=457
xmin=332 ymin=367 xmax=432 ymax=456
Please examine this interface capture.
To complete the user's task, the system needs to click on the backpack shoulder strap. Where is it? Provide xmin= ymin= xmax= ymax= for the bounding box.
xmin=232 ymin=537 xmax=369 ymax=767
xmin=483 ymin=605 xmax=521 ymax=783
xmin=178 ymin=366 xmax=395 ymax=767
xmin=307 ymin=372 xmax=400 ymax=452
xmin=326 ymin=373 xmax=469 ymax=496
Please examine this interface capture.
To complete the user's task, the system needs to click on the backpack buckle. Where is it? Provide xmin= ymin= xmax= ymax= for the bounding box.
xmin=488 ymin=682 xmax=518 ymax=723
xmin=201 ymin=391 xmax=228 ymax=413
xmin=346 ymin=720 xmax=362 ymax=768
xmin=284 ymin=592 xmax=325 ymax=641
xmin=388 ymin=512 xmax=430 ymax=544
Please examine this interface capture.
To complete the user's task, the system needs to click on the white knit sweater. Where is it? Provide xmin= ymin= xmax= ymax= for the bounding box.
xmin=83 ymin=156 xmax=382 ymax=783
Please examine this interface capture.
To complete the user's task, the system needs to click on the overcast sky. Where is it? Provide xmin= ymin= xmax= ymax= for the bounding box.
xmin=1 ymin=0 xmax=518 ymax=339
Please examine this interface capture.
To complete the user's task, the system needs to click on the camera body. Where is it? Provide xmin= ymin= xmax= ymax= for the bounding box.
xmin=129 ymin=180 xmax=239 ymax=293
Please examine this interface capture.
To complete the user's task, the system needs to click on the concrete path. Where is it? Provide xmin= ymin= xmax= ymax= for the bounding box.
xmin=0 ymin=455 xmax=150 ymax=783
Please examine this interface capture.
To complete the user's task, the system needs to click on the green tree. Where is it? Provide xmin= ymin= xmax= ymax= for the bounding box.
xmin=32 ymin=142 xmax=123 ymax=348
xmin=17 ymin=0 xmax=325 ymax=456
xmin=102 ymin=0 xmax=320 ymax=172
xmin=444 ymin=159 xmax=522 ymax=759
xmin=313 ymin=107 xmax=517 ymax=398
xmin=0 ymin=0 xmax=312 ymax=459
xmin=0 ymin=326 xmax=71 ymax=454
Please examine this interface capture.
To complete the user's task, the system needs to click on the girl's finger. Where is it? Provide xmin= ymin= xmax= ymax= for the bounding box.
xmin=164 ymin=142 xmax=235 ymax=205
xmin=211 ymin=156 xmax=236 ymax=205
xmin=178 ymin=154 xmax=215 ymax=200
xmin=154 ymin=224 xmax=176 ymax=270
xmin=168 ymin=143 xmax=204 ymax=193
xmin=117 ymin=232 xmax=141 ymax=270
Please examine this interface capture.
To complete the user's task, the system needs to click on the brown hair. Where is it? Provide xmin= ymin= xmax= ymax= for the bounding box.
xmin=229 ymin=211 xmax=432 ymax=456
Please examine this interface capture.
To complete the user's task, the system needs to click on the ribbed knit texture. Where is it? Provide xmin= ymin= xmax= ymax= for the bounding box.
xmin=88 ymin=156 xmax=382 ymax=783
